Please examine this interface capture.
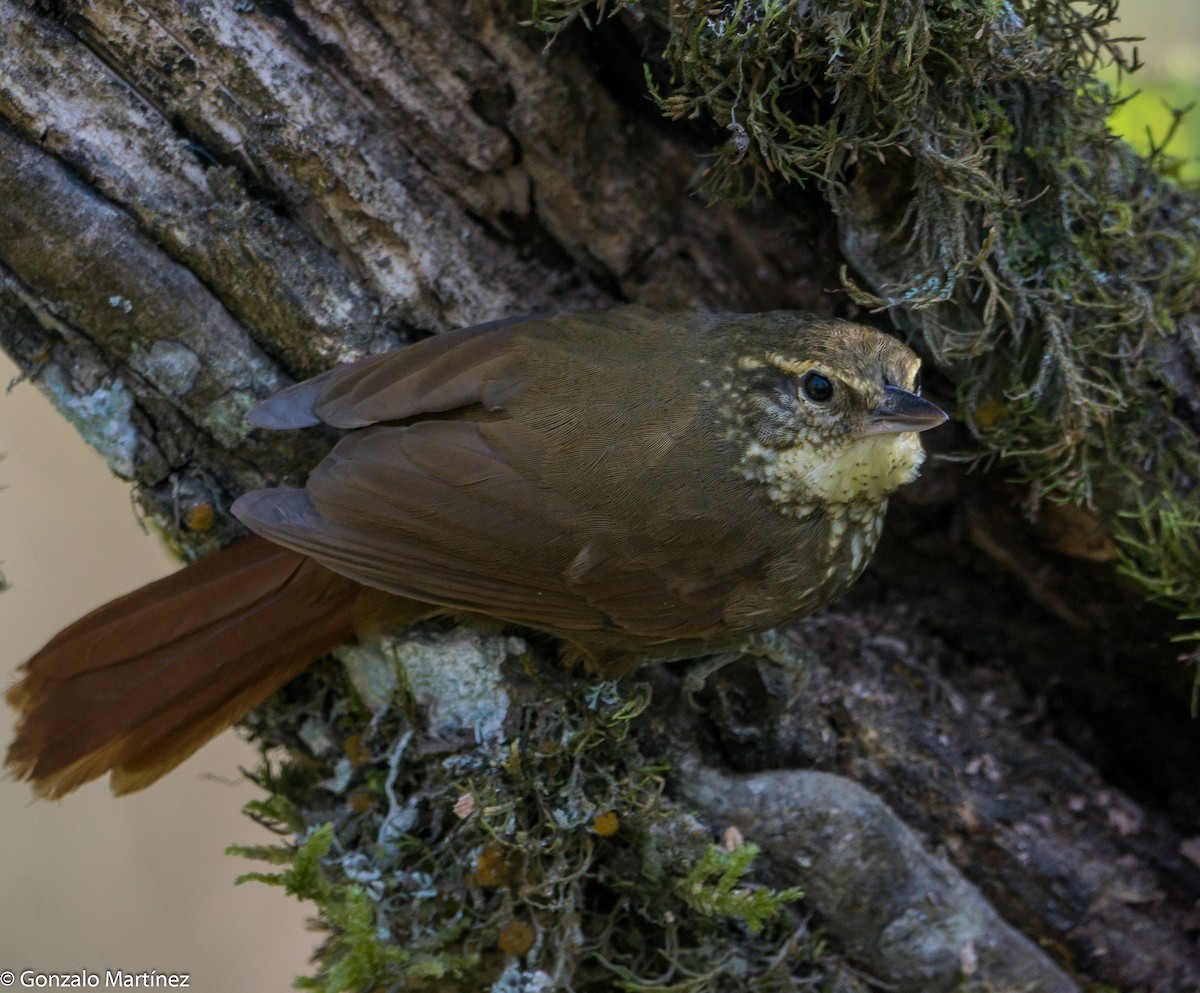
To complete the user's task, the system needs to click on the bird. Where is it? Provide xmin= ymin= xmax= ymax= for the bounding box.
xmin=6 ymin=307 xmax=946 ymax=798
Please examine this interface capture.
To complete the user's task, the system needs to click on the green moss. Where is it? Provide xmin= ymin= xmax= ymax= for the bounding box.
xmin=232 ymin=823 xmax=478 ymax=992
xmin=676 ymin=842 xmax=803 ymax=934
xmin=528 ymin=0 xmax=630 ymax=34
xmin=1115 ymin=490 xmax=1200 ymax=629
xmin=1114 ymin=486 xmax=1200 ymax=708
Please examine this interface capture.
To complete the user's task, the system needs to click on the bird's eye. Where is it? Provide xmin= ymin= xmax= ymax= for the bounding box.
xmin=801 ymin=370 xmax=834 ymax=403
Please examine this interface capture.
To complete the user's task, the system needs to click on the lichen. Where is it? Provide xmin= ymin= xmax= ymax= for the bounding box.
xmin=129 ymin=339 xmax=202 ymax=398
xmin=231 ymin=641 xmax=833 ymax=992
xmin=535 ymin=0 xmax=1200 ymax=660
xmin=32 ymin=363 xmax=138 ymax=478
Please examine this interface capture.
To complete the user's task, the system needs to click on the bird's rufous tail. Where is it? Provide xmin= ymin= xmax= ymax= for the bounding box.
xmin=6 ymin=535 xmax=363 ymax=798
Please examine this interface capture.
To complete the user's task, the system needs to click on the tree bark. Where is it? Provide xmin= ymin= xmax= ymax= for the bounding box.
xmin=1 ymin=1 xmax=1197 ymax=990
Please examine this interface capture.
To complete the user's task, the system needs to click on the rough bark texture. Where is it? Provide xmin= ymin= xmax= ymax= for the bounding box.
xmin=1 ymin=1 xmax=1197 ymax=990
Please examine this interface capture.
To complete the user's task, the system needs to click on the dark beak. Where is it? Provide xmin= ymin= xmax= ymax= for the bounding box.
xmin=863 ymin=385 xmax=948 ymax=435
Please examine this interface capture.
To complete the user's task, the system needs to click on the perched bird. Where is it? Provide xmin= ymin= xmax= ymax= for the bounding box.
xmin=6 ymin=307 xmax=946 ymax=797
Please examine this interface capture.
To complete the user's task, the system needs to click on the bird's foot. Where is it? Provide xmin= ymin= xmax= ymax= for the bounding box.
xmin=681 ymin=629 xmax=809 ymax=710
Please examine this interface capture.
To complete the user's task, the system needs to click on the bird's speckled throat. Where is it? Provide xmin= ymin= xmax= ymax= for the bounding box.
xmin=742 ymin=431 xmax=926 ymax=518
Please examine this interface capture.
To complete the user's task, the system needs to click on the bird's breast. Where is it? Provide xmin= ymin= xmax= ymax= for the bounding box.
xmin=820 ymin=501 xmax=887 ymax=589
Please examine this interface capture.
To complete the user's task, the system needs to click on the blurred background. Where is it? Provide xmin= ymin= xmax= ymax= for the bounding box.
xmin=1106 ymin=3 xmax=1200 ymax=180
xmin=0 ymin=383 xmax=313 ymax=982
xmin=0 ymin=3 xmax=1196 ymax=990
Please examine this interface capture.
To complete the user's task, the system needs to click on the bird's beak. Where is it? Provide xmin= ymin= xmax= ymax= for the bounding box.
xmin=862 ymin=385 xmax=948 ymax=435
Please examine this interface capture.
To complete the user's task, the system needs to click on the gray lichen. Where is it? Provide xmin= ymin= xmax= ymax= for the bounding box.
xmin=33 ymin=363 xmax=138 ymax=478
xmin=129 ymin=340 xmax=202 ymax=399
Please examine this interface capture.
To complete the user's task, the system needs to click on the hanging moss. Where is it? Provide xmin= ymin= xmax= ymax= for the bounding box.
xmin=535 ymin=0 xmax=1200 ymax=669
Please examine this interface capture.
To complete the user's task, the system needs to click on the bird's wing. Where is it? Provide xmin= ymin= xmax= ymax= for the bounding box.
xmin=234 ymin=414 xmax=771 ymax=643
xmin=248 ymin=313 xmax=547 ymax=430
xmin=237 ymin=306 xmax=778 ymax=644
xmin=234 ymin=418 xmax=614 ymax=632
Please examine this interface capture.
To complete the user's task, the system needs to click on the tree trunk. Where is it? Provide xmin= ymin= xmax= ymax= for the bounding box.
xmin=1 ymin=1 xmax=1196 ymax=990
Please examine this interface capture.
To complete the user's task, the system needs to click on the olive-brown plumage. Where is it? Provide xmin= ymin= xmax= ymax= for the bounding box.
xmin=7 ymin=307 xmax=945 ymax=796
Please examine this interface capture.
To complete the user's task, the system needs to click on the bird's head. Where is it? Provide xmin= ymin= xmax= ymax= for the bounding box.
xmin=724 ymin=317 xmax=947 ymax=516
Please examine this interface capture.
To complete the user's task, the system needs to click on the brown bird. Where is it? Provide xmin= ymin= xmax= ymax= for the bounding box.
xmin=6 ymin=307 xmax=946 ymax=797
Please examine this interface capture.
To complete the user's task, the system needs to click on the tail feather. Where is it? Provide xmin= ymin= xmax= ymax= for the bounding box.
xmin=6 ymin=535 xmax=362 ymax=798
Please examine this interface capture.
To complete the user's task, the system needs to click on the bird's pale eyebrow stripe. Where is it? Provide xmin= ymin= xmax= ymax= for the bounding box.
xmin=766 ymin=356 xmax=820 ymax=377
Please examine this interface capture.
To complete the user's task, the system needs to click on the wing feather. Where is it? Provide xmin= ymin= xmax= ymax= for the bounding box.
xmin=248 ymin=314 xmax=544 ymax=430
xmin=233 ymin=420 xmax=611 ymax=631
